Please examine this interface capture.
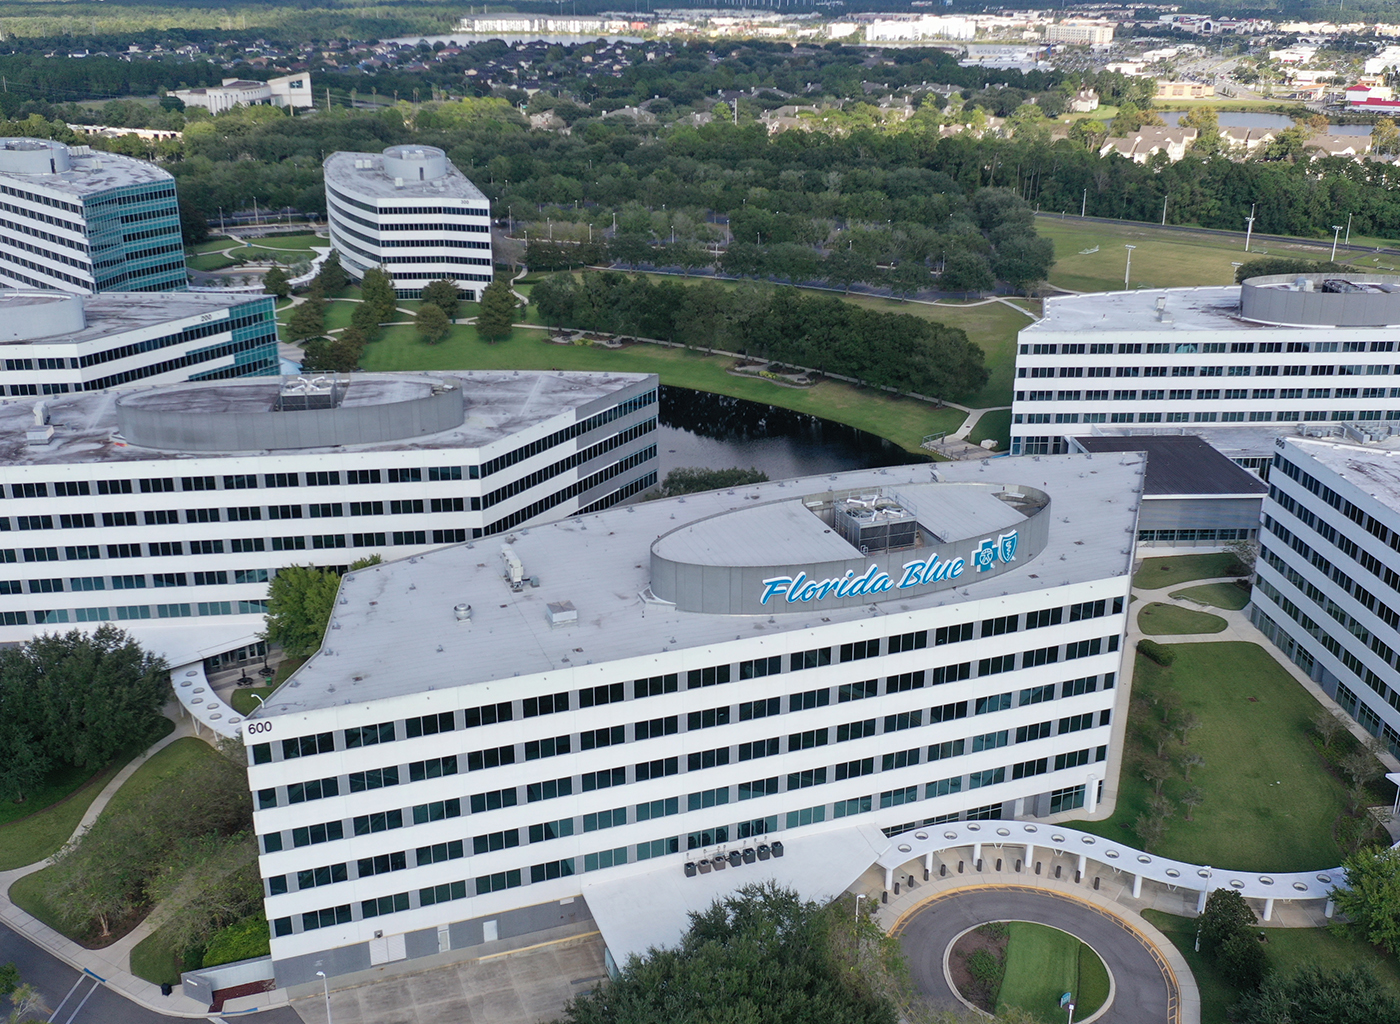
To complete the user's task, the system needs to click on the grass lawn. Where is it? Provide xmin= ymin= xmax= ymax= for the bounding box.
xmin=0 ymin=718 xmax=174 ymax=871
xmin=1035 ymin=217 xmax=1389 ymax=294
xmin=229 ymin=686 xmax=278 ymax=716
xmin=1171 ymin=582 xmax=1252 ymax=611
xmin=1133 ymin=553 xmax=1243 ymax=589
xmin=361 ymin=323 xmax=964 ymax=453
xmin=996 ymin=922 xmax=1106 ymax=1022
xmin=324 ymin=298 xmax=360 ymax=333
xmin=1069 ymin=643 xmax=1349 ymax=871
xmin=1143 ymin=910 xmax=1400 ymax=1024
xmin=1138 ymin=602 xmax=1228 ymax=635
xmin=969 ymin=408 xmax=1012 ymax=450
xmin=240 ymin=233 xmax=323 ymax=254
xmin=186 ymin=252 xmax=239 ymax=272
xmin=130 ymin=919 xmax=201 ymax=986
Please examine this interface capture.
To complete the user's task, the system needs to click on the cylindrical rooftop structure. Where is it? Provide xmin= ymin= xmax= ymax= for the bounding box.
xmin=0 ymin=138 xmax=71 ymax=175
xmin=1240 ymin=273 xmax=1400 ymax=327
xmin=0 ymin=291 xmax=85 ymax=341
xmin=381 ymin=145 xmax=449 ymax=183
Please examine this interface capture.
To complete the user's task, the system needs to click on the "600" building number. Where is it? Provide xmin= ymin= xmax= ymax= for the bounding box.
xmin=246 ymin=721 xmax=273 ymax=735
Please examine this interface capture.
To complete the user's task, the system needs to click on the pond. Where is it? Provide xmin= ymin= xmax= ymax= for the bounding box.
xmin=654 ymin=386 xmax=926 ymax=485
xmin=1157 ymin=110 xmax=1371 ymax=136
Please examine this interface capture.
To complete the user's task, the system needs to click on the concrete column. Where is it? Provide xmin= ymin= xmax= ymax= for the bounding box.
xmin=924 ymin=852 xmax=934 ymax=873
xmin=1077 ymin=853 xmax=1087 ymax=878
xmin=1325 ymin=899 xmax=1335 ymax=919
xmin=884 ymin=866 xmax=894 ymax=890
xmin=1025 ymin=843 xmax=1034 ymax=866
xmin=1196 ymin=889 xmax=1208 ymax=914
xmin=972 ymin=842 xmax=982 ymax=863
xmin=1132 ymin=873 xmax=1142 ymax=899
xmin=1086 ymin=774 xmax=1099 ymax=814
xmin=1263 ymin=898 xmax=1274 ymax=922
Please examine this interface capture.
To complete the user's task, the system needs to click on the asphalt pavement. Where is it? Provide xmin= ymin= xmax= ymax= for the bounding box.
xmin=0 ymin=920 xmax=305 ymax=1024
xmin=895 ymin=887 xmax=1176 ymax=1024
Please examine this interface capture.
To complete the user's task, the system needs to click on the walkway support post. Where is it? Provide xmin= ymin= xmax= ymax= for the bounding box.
xmin=972 ymin=842 xmax=982 ymax=864
xmin=1132 ymin=873 xmax=1142 ymax=898
xmin=923 ymin=852 xmax=934 ymax=874
xmin=1025 ymin=843 xmax=1035 ymax=868
xmin=1325 ymin=899 xmax=1335 ymax=919
xmin=884 ymin=866 xmax=894 ymax=890
xmin=1078 ymin=853 xmax=1088 ymax=878
xmin=1263 ymin=898 xmax=1274 ymax=922
xmin=1196 ymin=889 xmax=1208 ymax=914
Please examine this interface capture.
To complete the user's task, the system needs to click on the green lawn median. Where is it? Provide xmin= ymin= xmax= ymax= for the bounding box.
xmin=1170 ymin=582 xmax=1252 ymax=610
xmin=995 ymin=923 xmax=1107 ymax=1022
xmin=1139 ymin=602 xmax=1229 ymax=635
xmin=1133 ymin=553 xmax=1244 ymax=589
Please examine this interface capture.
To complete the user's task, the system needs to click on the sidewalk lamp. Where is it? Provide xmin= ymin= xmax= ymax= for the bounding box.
xmin=316 ymin=970 xmax=334 ymax=1024
xmin=1331 ymin=225 xmax=1343 ymax=262
xmin=854 ymin=892 xmax=866 ymax=921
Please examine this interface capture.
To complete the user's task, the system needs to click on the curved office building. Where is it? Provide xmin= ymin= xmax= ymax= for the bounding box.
xmin=324 ymin=146 xmax=494 ymax=300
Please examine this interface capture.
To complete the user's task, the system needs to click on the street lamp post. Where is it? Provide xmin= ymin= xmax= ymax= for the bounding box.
xmin=1124 ymin=245 xmax=1136 ymax=289
xmin=1331 ymin=224 xmax=1343 ymax=262
xmin=854 ymin=893 xmax=866 ymax=921
xmin=1244 ymin=203 xmax=1256 ymax=253
xmin=1346 ymin=212 xmax=1353 ymax=245
xmin=1081 ymin=188 xmax=1087 ymax=217
xmin=316 ymin=970 xmax=334 ymax=1024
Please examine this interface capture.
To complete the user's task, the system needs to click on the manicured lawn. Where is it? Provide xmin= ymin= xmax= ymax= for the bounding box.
xmin=1070 ymin=643 xmax=1349 ymax=871
xmin=229 ymin=686 xmax=278 ymax=716
xmin=0 ymin=718 xmax=174 ymax=871
xmin=1035 ymin=217 xmax=1386 ymax=294
xmin=324 ymin=298 xmax=360 ymax=333
xmin=241 ymin=233 xmax=323 ymax=254
xmin=1171 ymin=582 xmax=1252 ymax=611
xmin=1144 ymin=910 xmax=1400 ymax=1024
xmin=996 ymin=922 xmax=1105 ymax=1022
xmin=186 ymin=252 xmax=239 ymax=272
xmin=1133 ymin=553 xmax=1243 ymax=589
xmin=968 ymin=408 xmax=1012 ymax=451
xmin=361 ymin=324 xmax=964 ymax=454
xmin=1138 ymin=602 xmax=1228 ymax=635
xmin=130 ymin=919 xmax=201 ymax=986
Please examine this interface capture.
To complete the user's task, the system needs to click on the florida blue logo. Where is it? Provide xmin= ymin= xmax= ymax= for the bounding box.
xmin=975 ymin=531 xmax=1020 ymax=573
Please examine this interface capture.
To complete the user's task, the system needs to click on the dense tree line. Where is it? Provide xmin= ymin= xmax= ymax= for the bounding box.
xmin=0 ymin=627 xmax=169 ymax=805
xmin=531 ymin=272 xmax=988 ymax=401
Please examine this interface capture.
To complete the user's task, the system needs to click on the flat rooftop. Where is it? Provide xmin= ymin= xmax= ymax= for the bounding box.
xmin=1290 ymin=437 xmax=1400 ymax=511
xmin=0 ymin=291 xmax=260 ymax=347
xmin=0 ymin=370 xmax=651 ymax=466
xmin=1079 ymin=423 xmax=1400 ymax=463
xmin=1027 ymin=286 xmax=1254 ymax=334
xmin=324 ymin=151 xmax=487 ymax=204
xmin=1074 ymin=435 xmax=1267 ymax=496
xmin=258 ymin=454 xmax=1145 ymax=715
xmin=0 ymin=148 xmax=173 ymax=197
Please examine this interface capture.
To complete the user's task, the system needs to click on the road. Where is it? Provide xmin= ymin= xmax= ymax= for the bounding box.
xmin=0 ymin=921 xmax=305 ymax=1024
xmin=895 ymin=887 xmax=1176 ymax=1024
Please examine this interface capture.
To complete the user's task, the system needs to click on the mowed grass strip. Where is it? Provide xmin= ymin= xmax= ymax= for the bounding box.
xmin=1171 ymin=582 xmax=1252 ymax=610
xmin=360 ymin=323 xmax=965 ymax=453
xmin=1132 ymin=552 xmax=1242 ymax=589
xmin=995 ymin=922 xmax=1080 ymax=1021
xmin=1070 ymin=643 xmax=1349 ymax=871
xmin=0 ymin=718 xmax=174 ymax=871
xmin=1138 ymin=602 xmax=1228 ymax=635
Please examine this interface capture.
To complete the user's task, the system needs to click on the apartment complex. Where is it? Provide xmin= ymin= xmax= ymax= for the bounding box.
xmin=0 ymin=289 xmax=279 ymax=397
xmin=324 ymin=146 xmax=493 ymax=300
xmin=1046 ymin=20 xmax=1115 ymax=44
xmin=172 ymin=74 xmax=314 ymax=115
xmin=0 ymin=370 xmax=658 ymax=646
xmin=0 ymin=137 xmax=188 ymax=294
xmin=1011 ymin=276 xmax=1400 ymax=466
xmin=243 ymin=455 xmax=1141 ymax=984
xmin=1252 ymin=437 xmax=1400 ymax=757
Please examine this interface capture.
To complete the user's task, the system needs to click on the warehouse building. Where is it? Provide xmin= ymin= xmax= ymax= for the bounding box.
xmin=324 ymin=146 xmax=493 ymax=300
xmin=1252 ymin=436 xmax=1400 ymax=757
xmin=0 ymin=137 xmax=188 ymax=294
xmin=0 ymin=370 xmax=658 ymax=650
xmin=242 ymin=454 xmax=1142 ymax=985
xmin=1011 ymin=275 xmax=1400 ymax=469
xmin=0 ymin=289 xmax=279 ymax=396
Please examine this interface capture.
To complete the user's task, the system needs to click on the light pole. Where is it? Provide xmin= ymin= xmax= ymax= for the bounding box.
xmin=1244 ymin=203 xmax=1256 ymax=252
xmin=854 ymin=892 xmax=866 ymax=921
xmin=1331 ymin=224 xmax=1343 ymax=262
xmin=1124 ymin=245 xmax=1136 ymax=289
xmin=1161 ymin=194 xmax=1168 ymax=226
xmin=1346 ymin=212 xmax=1353 ymax=245
xmin=1081 ymin=187 xmax=1087 ymax=217
xmin=316 ymin=970 xmax=334 ymax=1024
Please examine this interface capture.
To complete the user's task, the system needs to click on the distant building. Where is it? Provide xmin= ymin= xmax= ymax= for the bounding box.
xmin=1068 ymin=88 xmax=1100 ymax=113
xmin=0 ymin=289 xmax=279 ymax=397
xmin=172 ymin=74 xmax=314 ymax=115
xmin=1366 ymin=45 xmax=1400 ymax=75
xmin=1154 ymin=80 xmax=1214 ymax=100
xmin=0 ymin=138 xmax=187 ymax=295
xmin=1098 ymin=127 xmax=1197 ymax=164
xmin=324 ymin=146 xmax=493 ymax=300
xmin=1046 ymin=20 xmax=1115 ymax=45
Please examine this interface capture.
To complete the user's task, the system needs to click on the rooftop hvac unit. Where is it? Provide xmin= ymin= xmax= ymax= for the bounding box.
xmin=546 ymin=601 xmax=577 ymax=628
xmin=500 ymin=544 xmax=525 ymax=588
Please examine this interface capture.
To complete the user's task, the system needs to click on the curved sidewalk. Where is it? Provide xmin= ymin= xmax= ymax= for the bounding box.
xmin=0 ymin=709 xmax=271 ymax=1019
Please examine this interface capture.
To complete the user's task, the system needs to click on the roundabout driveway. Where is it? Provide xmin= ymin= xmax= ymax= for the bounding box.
xmin=894 ymin=886 xmax=1178 ymax=1024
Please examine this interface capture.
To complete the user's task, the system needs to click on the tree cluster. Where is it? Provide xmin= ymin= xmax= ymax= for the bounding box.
xmin=1197 ymin=889 xmax=1268 ymax=990
xmin=532 ymin=272 xmax=988 ymax=401
xmin=263 ymin=558 xmax=381 ymax=659
xmin=1333 ymin=846 xmax=1400 ymax=955
xmin=1125 ymin=663 xmax=1206 ymax=853
xmin=652 ymin=467 xmax=769 ymax=498
xmin=0 ymin=627 xmax=169 ymax=805
xmin=1232 ymin=964 xmax=1400 ymax=1024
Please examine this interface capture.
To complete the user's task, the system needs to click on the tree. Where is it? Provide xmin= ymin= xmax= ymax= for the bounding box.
xmin=145 ymin=834 xmax=263 ymax=957
xmin=1312 ymin=708 xmax=1345 ymax=748
xmin=1198 ymin=889 xmax=1257 ymax=958
xmin=327 ymin=327 xmax=368 ymax=371
xmin=1372 ymin=117 xmax=1400 ymax=156
xmin=656 ymin=467 xmax=769 ymax=497
xmin=1233 ymin=964 xmax=1400 ymax=1024
xmin=178 ymin=198 xmax=209 ymax=246
xmin=1333 ymin=845 xmax=1400 ymax=954
xmin=359 ymin=267 xmax=397 ymax=322
xmin=992 ymin=234 xmax=1055 ymax=295
xmin=420 ymin=278 xmax=461 ymax=320
xmin=1005 ymin=102 xmax=1050 ymax=146
xmin=940 ymin=251 xmax=994 ymax=296
xmin=888 ymin=260 xmax=929 ymax=301
xmin=415 ymin=303 xmax=451 ymax=344
xmin=1176 ymin=711 xmax=1201 ymax=746
xmin=476 ymin=279 xmax=519 ymax=342
xmin=1068 ymin=118 xmax=1105 ymax=150
xmin=286 ymin=290 xmax=327 ymax=342
xmin=1180 ymin=751 xmax=1204 ymax=782
xmin=0 ymin=721 xmax=48 ymax=805
xmin=350 ymin=300 xmax=383 ymax=336
xmin=1340 ymin=740 xmax=1383 ymax=788
xmin=262 ymin=565 xmax=343 ymax=658
xmin=1219 ymin=930 xmax=1269 ymax=990
xmin=1181 ymin=786 xmax=1203 ymax=822
xmin=262 ymin=265 xmax=290 ymax=300
xmin=1139 ymin=755 xmax=1173 ymax=795
xmin=315 ymin=250 xmax=347 ymax=294
xmin=1134 ymin=812 xmax=1166 ymax=852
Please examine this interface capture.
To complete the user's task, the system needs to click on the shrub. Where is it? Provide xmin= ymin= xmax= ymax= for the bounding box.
xmin=966 ymin=948 xmax=1002 ymax=988
xmin=202 ymin=913 xmax=271 ymax=968
xmin=1138 ymin=639 xmax=1176 ymax=666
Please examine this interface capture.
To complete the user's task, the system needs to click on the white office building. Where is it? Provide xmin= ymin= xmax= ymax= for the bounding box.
xmin=172 ymin=74 xmax=314 ymax=115
xmin=1252 ymin=436 xmax=1400 ymax=758
xmin=0 ymin=137 xmax=188 ymax=294
xmin=324 ymin=146 xmax=493 ymax=300
xmin=0 ymin=289 xmax=279 ymax=397
xmin=240 ymin=454 xmax=1141 ymax=985
xmin=0 ymin=370 xmax=658 ymax=649
xmin=1011 ymin=276 xmax=1400 ymax=470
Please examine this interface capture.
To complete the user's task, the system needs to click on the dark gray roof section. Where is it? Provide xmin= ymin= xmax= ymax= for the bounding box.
xmin=1073 ymin=435 xmax=1268 ymax=496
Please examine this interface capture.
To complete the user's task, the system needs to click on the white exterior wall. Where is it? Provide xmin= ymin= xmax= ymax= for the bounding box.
xmin=1252 ymin=439 xmax=1400 ymax=756
xmin=0 ymin=394 xmax=657 ymax=645
xmin=0 ymin=180 xmax=96 ymax=292
xmin=1010 ymin=311 xmax=1400 ymax=456
xmin=246 ymin=578 xmax=1128 ymax=972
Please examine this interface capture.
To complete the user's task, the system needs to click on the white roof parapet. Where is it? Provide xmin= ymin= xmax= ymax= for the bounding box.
xmin=876 ymin=820 xmax=1347 ymax=902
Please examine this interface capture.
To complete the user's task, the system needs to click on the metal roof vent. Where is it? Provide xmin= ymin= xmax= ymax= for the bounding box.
xmin=546 ymin=601 xmax=578 ymax=629
xmin=454 ymin=603 xmax=473 ymax=621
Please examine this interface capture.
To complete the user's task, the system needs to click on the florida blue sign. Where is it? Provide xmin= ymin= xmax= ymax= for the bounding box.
xmin=759 ymin=530 xmax=1020 ymax=605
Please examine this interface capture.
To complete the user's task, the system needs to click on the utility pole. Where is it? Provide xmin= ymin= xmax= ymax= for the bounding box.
xmin=1244 ymin=203 xmax=1256 ymax=253
xmin=1081 ymin=187 xmax=1086 ymax=217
